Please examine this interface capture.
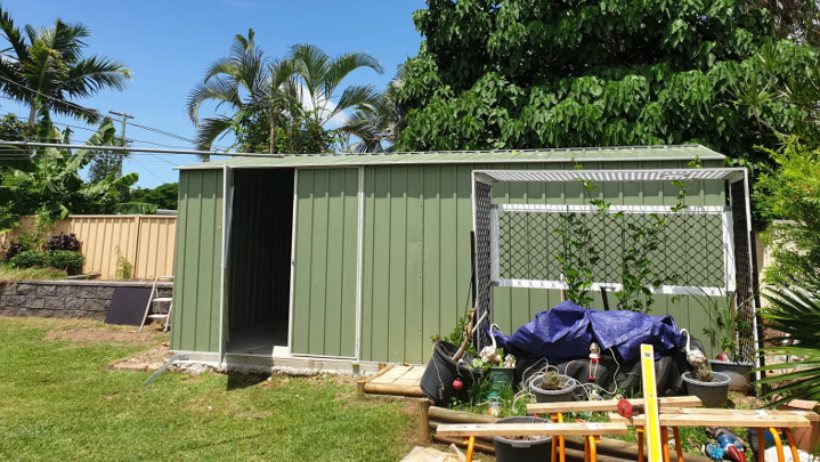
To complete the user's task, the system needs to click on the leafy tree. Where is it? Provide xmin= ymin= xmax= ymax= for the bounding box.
xmin=755 ymin=138 xmax=819 ymax=288
xmin=129 ymin=183 xmax=179 ymax=211
xmin=396 ymin=0 xmax=818 ymax=166
xmin=0 ymin=120 xmax=137 ymax=231
xmin=759 ymin=0 xmax=819 ymax=46
xmin=0 ymin=113 xmax=28 ymax=170
xmin=0 ymin=6 xmax=130 ymax=129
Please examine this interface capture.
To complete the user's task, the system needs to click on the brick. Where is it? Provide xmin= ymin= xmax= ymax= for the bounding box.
xmin=0 ymin=294 xmax=23 ymax=307
xmin=0 ymin=284 xmax=16 ymax=295
xmin=95 ymin=287 xmax=115 ymax=299
xmin=24 ymin=295 xmax=45 ymax=309
xmin=14 ymin=284 xmax=34 ymax=295
xmin=42 ymin=297 xmax=65 ymax=310
xmin=37 ymin=284 xmax=57 ymax=295
xmin=64 ymin=298 xmax=88 ymax=311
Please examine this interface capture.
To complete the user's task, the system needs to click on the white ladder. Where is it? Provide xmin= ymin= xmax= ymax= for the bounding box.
xmin=139 ymin=275 xmax=174 ymax=332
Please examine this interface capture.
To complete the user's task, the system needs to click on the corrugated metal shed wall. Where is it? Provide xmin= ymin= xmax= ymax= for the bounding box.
xmin=171 ymin=169 xmax=224 ymax=353
xmin=358 ymin=160 xmax=725 ymax=364
xmin=173 ymin=156 xmax=727 ymax=361
xmin=291 ymin=168 xmax=359 ymax=358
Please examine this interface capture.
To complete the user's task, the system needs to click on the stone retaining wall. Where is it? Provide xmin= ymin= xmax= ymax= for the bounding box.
xmin=0 ymin=280 xmax=173 ymax=321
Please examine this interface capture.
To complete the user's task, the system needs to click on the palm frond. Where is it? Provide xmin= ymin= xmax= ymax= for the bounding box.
xmin=0 ymin=5 xmax=29 ymax=61
xmin=193 ymin=116 xmax=236 ymax=152
xmin=757 ymin=284 xmax=820 ymax=406
xmin=330 ymin=84 xmax=380 ymax=119
xmin=187 ymin=78 xmax=241 ymax=123
xmin=324 ymin=51 xmax=383 ymax=96
xmin=65 ymin=56 xmax=131 ymax=95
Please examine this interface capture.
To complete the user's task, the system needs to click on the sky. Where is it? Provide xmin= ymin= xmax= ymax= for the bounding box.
xmin=1 ymin=0 xmax=425 ymax=187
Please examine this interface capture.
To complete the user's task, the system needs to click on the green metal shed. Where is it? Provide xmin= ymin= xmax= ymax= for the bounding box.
xmin=170 ymin=145 xmax=732 ymax=367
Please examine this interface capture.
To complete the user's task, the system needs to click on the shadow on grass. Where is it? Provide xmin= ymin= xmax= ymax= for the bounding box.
xmin=226 ymin=373 xmax=268 ymax=391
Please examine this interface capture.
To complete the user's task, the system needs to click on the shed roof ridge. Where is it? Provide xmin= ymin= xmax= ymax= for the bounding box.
xmin=268 ymin=143 xmax=707 ymax=158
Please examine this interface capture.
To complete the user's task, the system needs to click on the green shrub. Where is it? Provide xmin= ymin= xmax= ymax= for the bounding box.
xmin=45 ymin=251 xmax=84 ymax=275
xmin=8 ymin=250 xmax=47 ymax=269
xmin=8 ymin=250 xmax=84 ymax=275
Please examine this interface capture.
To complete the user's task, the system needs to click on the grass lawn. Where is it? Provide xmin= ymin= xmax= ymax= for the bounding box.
xmin=0 ymin=264 xmax=67 ymax=283
xmin=0 ymin=317 xmax=416 ymax=461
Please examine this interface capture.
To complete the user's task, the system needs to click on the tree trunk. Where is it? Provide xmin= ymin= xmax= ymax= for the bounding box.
xmin=269 ymin=112 xmax=277 ymax=154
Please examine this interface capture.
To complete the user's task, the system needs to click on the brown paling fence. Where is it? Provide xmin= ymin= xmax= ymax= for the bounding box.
xmin=2 ymin=215 xmax=176 ymax=280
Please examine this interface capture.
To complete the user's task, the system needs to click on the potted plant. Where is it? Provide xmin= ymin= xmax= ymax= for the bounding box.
xmin=479 ymin=327 xmax=517 ymax=391
xmin=421 ymin=309 xmax=481 ymax=405
xmin=528 ymin=370 xmax=578 ymax=403
xmin=493 ymin=416 xmax=553 ymax=462
xmin=697 ymin=293 xmax=754 ymax=392
xmin=681 ymin=363 xmax=732 ymax=407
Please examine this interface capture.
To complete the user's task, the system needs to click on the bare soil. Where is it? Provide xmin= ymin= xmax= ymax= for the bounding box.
xmin=108 ymin=344 xmax=172 ymax=372
xmin=45 ymin=326 xmax=163 ymax=345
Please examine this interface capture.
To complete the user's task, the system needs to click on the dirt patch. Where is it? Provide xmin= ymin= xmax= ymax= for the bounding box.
xmin=109 ymin=344 xmax=173 ymax=372
xmin=45 ymin=325 xmax=165 ymax=345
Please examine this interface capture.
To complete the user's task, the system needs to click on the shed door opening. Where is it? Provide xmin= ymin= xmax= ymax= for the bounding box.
xmin=225 ymin=168 xmax=294 ymax=356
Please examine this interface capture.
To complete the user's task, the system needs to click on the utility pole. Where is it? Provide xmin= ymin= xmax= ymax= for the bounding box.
xmin=109 ymin=110 xmax=134 ymax=145
xmin=108 ymin=110 xmax=133 ymax=177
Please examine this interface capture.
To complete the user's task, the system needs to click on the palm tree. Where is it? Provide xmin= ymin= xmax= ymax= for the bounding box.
xmin=287 ymin=44 xmax=383 ymax=150
xmin=187 ymin=29 xmax=270 ymax=153
xmin=340 ymin=69 xmax=405 ymax=152
xmin=0 ymin=7 xmax=131 ymax=129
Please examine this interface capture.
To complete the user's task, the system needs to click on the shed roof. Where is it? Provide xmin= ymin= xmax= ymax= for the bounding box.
xmin=178 ymin=144 xmax=724 ymax=170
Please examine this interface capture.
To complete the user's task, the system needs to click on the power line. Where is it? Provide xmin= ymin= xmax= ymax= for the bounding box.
xmin=0 ymin=72 xmax=232 ymax=150
xmin=0 ymin=139 xmax=283 ymax=158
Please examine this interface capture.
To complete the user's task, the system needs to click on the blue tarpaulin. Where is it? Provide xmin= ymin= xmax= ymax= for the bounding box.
xmin=492 ymin=301 xmax=683 ymax=362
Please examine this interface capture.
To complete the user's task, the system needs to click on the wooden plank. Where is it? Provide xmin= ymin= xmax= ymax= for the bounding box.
xmin=373 ymin=365 xmax=408 ymax=384
xmin=429 ymin=406 xmax=499 ymax=424
xmin=436 ymin=422 xmax=629 ymax=437
xmin=362 ymin=382 xmax=424 ymax=397
xmin=527 ymin=396 xmax=703 ymax=414
xmin=627 ymin=411 xmax=811 ymax=428
xmin=663 ymin=407 xmax=820 ymax=422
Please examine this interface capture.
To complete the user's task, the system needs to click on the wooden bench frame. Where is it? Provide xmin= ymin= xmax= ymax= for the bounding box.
xmin=436 ymin=422 xmax=629 ymax=462
xmin=526 ymin=396 xmax=703 ymax=462
xmin=609 ymin=408 xmax=812 ymax=462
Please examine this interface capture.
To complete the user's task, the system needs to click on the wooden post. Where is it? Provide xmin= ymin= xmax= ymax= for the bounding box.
xmin=417 ymin=398 xmax=431 ymax=445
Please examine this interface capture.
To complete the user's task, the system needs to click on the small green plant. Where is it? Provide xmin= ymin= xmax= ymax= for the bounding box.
xmin=696 ymin=292 xmax=743 ymax=361
xmin=8 ymin=250 xmax=84 ymax=275
xmin=540 ymin=371 xmax=566 ymax=390
xmin=695 ymin=363 xmax=714 ymax=383
xmin=114 ymin=247 xmax=133 ymax=280
xmin=8 ymin=250 xmax=47 ymax=269
xmin=46 ymin=251 xmax=84 ymax=275
xmin=615 ymin=213 xmax=670 ymax=313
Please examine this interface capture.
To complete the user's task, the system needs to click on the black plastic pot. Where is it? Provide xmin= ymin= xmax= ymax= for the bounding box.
xmin=493 ymin=416 xmax=552 ymax=462
xmin=682 ymin=371 xmax=731 ymax=407
xmin=529 ymin=375 xmax=578 ymax=403
xmin=709 ymin=359 xmax=753 ymax=393
xmin=420 ymin=341 xmax=477 ymax=405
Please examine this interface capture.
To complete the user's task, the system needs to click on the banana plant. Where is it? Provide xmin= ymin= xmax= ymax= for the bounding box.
xmin=0 ymin=120 xmax=137 ymax=231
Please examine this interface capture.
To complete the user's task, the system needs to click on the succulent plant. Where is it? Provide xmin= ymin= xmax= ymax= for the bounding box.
xmin=540 ymin=371 xmax=564 ymax=390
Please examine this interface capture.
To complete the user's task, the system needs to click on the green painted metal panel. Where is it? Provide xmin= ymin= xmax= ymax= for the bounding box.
xmin=170 ymin=169 xmax=224 ymax=353
xmin=291 ymin=168 xmax=359 ymax=357
xmin=360 ymin=160 xmax=724 ymax=364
